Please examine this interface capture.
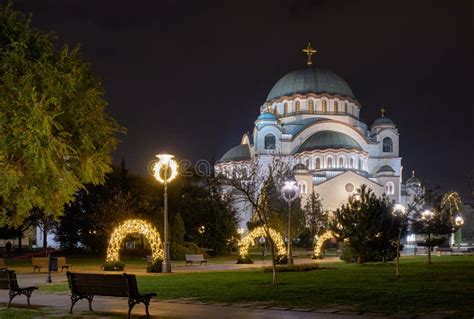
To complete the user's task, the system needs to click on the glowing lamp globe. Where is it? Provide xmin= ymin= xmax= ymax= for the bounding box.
xmin=421 ymin=209 xmax=433 ymax=220
xmin=282 ymin=180 xmax=299 ymax=202
xmin=392 ymin=204 xmax=407 ymax=216
xmin=455 ymin=215 xmax=464 ymax=226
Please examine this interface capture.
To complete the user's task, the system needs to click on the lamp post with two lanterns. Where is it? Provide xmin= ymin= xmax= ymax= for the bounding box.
xmin=152 ymin=153 xmax=178 ymax=273
xmin=421 ymin=209 xmax=434 ymax=264
xmin=281 ymin=176 xmax=299 ymax=265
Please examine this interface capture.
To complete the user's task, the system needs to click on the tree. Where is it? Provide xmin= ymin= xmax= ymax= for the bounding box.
xmin=219 ymin=159 xmax=290 ymax=285
xmin=302 ymin=192 xmax=327 ymax=247
xmin=411 ymin=190 xmax=463 ymax=264
xmin=0 ymin=4 xmax=123 ymax=227
xmin=330 ymin=185 xmax=401 ymax=264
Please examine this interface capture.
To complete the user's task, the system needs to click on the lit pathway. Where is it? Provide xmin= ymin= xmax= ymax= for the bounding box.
xmin=0 ymin=291 xmax=387 ymax=318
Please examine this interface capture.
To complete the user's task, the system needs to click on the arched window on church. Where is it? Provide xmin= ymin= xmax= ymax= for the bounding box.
xmin=385 ymin=182 xmax=395 ymax=195
xmin=349 ymin=157 xmax=354 ymax=168
xmin=327 ymin=157 xmax=333 ymax=168
xmin=358 ymin=158 xmax=363 ymax=170
xmin=295 ymin=101 xmax=301 ymax=114
xmin=334 ymin=101 xmax=339 ymax=114
xmin=305 ymin=158 xmax=311 ymax=169
xmin=284 ymin=103 xmax=288 ymax=116
xmin=315 ymin=158 xmax=321 ymax=169
xmin=338 ymin=157 xmax=344 ymax=168
xmin=345 ymin=103 xmax=348 ymax=114
xmin=322 ymin=100 xmax=327 ymax=113
xmin=298 ymin=181 xmax=307 ymax=194
xmin=264 ymin=134 xmax=276 ymax=150
xmin=308 ymin=100 xmax=314 ymax=113
xmin=383 ymin=137 xmax=393 ymax=153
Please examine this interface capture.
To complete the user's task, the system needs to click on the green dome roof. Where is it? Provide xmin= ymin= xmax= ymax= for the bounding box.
xmin=372 ymin=116 xmax=395 ymax=128
xmin=267 ymin=67 xmax=354 ymax=102
xmin=377 ymin=165 xmax=395 ymax=173
xmin=297 ymin=131 xmax=362 ymax=153
xmin=219 ymin=144 xmax=251 ymax=162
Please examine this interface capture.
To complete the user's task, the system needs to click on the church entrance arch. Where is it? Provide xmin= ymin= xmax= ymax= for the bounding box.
xmin=313 ymin=231 xmax=334 ymax=258
xmin=106 ymin=219 xmax=164 ymax=263
xmin=238 ymin=226 xmax=286 ymax=257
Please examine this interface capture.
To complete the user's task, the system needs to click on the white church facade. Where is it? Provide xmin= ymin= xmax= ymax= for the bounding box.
xmin=215 ymin=45 xmax=420 ymax=230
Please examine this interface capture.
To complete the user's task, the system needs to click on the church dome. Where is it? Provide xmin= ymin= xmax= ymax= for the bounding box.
xmin=377 ymin=165 xmax=395 ymax=173
xmin=256 ymin=112 xmax=278 ymax=121
xmin=297 ymin=130 xmax=362 ymax=153
xmin=266 ymin=67 xmax=354 ymax=102
xmin=219 ymin=144 xmax=251 ymax=162
xmin=372 ymin=116 xmax=395 ymax=128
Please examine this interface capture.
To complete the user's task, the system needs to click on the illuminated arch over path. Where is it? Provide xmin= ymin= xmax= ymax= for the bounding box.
xmin=313 ymin=231 xmax=334 ymax=258
xmin=106 ymin=219 xmax=164 ymax=263
xmin=238 ymin=226 xmax=286 ymax=257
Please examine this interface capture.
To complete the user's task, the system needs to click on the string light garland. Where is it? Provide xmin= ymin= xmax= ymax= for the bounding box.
xmin=238 ymin=226 xmax=286 ymax=257
xmin=106 ymin=219 xmax=164 ymax=263
xmin=313 ymin=231 xmax=334 ymax=258
xmin=152 ymin=155 xmax=178 ymax=184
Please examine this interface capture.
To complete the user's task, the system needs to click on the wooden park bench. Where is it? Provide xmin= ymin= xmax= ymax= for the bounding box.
xmin=66 ymin=272 xmax=157 ymax=318
xmin=185 ymin=254 xmax=208 ymax=266
xmin=0 ymin=258 xmax=5 ymax=267
xmin=0 ymin=268 xmax=38 ymax=308
xmin=58 ymin=257 xmax=71 ymax=272
xmin=32 ymin=257 xmax=49 ymax=272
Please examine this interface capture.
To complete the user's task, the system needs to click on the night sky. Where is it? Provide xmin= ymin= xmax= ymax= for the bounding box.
xmin=9 ymin=0 xmax=474 ymax=198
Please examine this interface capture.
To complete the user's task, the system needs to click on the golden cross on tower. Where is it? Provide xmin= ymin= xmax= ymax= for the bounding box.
xmin=380 ymin=107 xmax=386 ymax=117
xmin=302 ymin=42 xmax=316 ymax=67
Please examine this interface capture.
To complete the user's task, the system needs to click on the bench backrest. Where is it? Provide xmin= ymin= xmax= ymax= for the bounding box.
xmin=0 ymin=268 xmax=19 ymax=290
xmin=32 ymin=257 xmax=49 ymax=266
xmin=67 ymin=272 xmax=134 ymax=297
xmin=186 ymin=254 xmax=204 ymax=261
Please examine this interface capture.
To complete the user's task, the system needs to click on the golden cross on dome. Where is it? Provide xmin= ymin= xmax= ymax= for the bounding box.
xmin=380 ymin=107 xmax=386 ymax=117
xmin=302 ymin=42 xmax=316 ymax=67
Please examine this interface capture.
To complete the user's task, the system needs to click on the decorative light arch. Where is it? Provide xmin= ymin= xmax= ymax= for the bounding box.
xmin=238 ymin=227 xmax=286 ymax=257
xmin=313 ymin=231 xmax=334 ymax=258
xmin=106 ymin=219 xmax=164 ymax=263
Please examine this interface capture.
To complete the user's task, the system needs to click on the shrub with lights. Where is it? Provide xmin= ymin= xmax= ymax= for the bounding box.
xmin=237 ymin=226 xmax=286 ymax=264
xmin=104 ymin=219 xmax=164 ymax=271
xmin=312 ymin=231 xmax=334 ymax=259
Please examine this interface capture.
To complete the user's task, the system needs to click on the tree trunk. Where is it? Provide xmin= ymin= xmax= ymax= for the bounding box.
xmin=357 ymin=255 xmax=362 ymax=264
xmin=427 ymin=233 xmax=432 ymax=264
xmin=396 ymin=227 xmax=402 ymax=276
xmin=269 ymin=238 xmax=278 ymax=286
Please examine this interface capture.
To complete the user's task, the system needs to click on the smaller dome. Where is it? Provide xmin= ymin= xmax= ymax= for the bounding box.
xmin=377 ymin=165 xmax=395 ymax=174
xmin=406 ymin=171 xmax=421 ymax=186
xmin=293 ymin=163 xmax=307 ymax=171
xmin=257 ymin=112 xmax=278 ymax=121
xmin=219 ymin=144 xmax=251 ymax=162
xmin=297 ymin=131 xmax=363 ymax=153
xmin=372 ymin=116 xmax=395 ymax=128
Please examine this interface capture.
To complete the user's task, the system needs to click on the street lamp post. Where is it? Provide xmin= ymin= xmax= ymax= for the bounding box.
xmin=421 ymin=209 xmax=434 ymax=264
xmin=153 ymin=154 xmax=178 ymax=273
xmin=392 ymin=203 xmax=407 ymax=277
xmin=282 ymin=177 xmax=299 ymax=265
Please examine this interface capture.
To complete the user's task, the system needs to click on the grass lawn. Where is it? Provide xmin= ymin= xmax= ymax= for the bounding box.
xmin=39 ymin=256 xmax=474 ymax=317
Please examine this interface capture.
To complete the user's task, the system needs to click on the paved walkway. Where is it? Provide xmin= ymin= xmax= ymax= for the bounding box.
xmin=0 ymin=291 xmax=387 ymax=318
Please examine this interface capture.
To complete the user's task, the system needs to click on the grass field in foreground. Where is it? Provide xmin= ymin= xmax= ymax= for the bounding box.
xmin=39 ymin=256 xmax=474 ymax=317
